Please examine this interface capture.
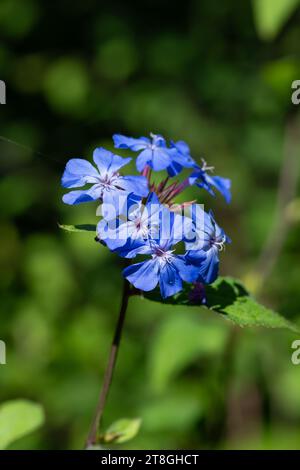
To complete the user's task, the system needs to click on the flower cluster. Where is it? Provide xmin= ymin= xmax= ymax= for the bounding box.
xmin=61 ymin=133 xmax=231 ymax=300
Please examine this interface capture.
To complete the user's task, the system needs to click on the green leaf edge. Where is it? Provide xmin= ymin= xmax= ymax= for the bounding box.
xmin=99 ymin=418 xmax=142 ymax=445
xmin=58 ymin=223 xmax=97 ymax=233
xmin=142 ymin=276 xmax=299 ymax=333
xmin=0 ymin=399 xmax=45 ymax=450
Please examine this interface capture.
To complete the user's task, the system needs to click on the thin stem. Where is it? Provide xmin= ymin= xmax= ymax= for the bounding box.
xmin=250 ymin=115 xmax=300 ymax=289
xmin=141 ymin=164 xmax=152 ymax=182
xmin=85 ymin=280 xmax=130 ymax=448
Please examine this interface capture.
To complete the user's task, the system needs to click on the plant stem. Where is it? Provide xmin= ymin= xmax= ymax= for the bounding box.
xmin=250 ymin=115 xmax=300 ymax=290
xmin=85 ymin=280 xmax=130 ymax=448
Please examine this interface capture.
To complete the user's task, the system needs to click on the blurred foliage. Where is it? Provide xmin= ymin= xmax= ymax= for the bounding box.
xmin=0 ymin=400 xmax=44 ymax=449
xmin=0 ymin=0 xmax=300 ymax=450
xmin=252 ymin=0 xmax=300 ymax=41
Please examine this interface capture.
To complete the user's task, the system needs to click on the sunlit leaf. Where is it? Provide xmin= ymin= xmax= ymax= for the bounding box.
xmin=58 ymin=223 xmax=96 ymax=233
xmin=100 ymin=418 xmax=142 ymax=444
xmin=252 ymin=0 xmax=300 ymax=41
xmin=0 ymin=400 xmax=44 ymax=449
xmin=143 ymin=277 xmax=299 ymax=333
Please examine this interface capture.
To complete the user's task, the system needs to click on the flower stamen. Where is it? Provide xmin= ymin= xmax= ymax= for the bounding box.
xmin=201 ymin=158 xmax=214 ymax=173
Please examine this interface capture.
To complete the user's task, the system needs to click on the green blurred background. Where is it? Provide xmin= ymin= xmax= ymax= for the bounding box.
xmin=1 ymin=0 xmax=300 ymax=450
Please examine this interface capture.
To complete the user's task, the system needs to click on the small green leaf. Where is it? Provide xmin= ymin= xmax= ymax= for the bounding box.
xmin=0 ymin=399 xmax=45 ymax=449
xmin=252 ymin=0 xmax=300 ymax=41
xmin=58 ymin=223 xmax=96 ymax=233
xmin=100 ymin=418 xmax=142 ymax=444
xmin=143 ymin=277 xmax=299 ymax=333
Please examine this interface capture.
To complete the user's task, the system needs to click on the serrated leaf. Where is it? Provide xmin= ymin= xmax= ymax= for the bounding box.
xmin=58 ymin=223 xmax=96 ymax=233
xmin=0 ymin=400 xmax=45 ymax=449
xmin=143 ymin=277 xmax=299 ymax=333
xmin=252 ymin=0 xmax=300 ymax=41
xmin=100 ymin=418 xmax=141 ymax=444
xmin=206 ymin=277 xmax=298 ymax=331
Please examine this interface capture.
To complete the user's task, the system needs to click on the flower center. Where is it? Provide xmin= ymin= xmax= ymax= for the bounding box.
xmin=98 ymin=173 xmax=120 ymax=191
xmin=201 ymin=158 xmax=214 ymax=173
xmin=134 ymin=217 xmax=149 ymax=237
xmin=211 ymin=235 xmax=226 ymax=251
xmin=152 ymin=247 xmax=174 ymax=265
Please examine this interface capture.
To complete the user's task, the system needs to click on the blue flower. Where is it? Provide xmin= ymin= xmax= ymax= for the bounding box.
xmin=113 ymin=133 xmax=199 ymax=177
xmin=123 ymin=239 xmax=202 ymax=298
xmin=167 ymin=140 xmax=197 ymax=177
xmin=61 ymin=147 xmax=149 ymax=207
xmin=189 ymin=159 xmax=231 ymax=203
xmin=98 ymin=192 xmax=193 ymax=258
xmin=113 ymin=133 xmax=174 ymax=172
xmin=61 ymin=133 xmax=232 ymax=300
xmin=186 ymin=207 xmax=230 ymax=284
xmin=97 ymin=192 xmax=161 ymax=254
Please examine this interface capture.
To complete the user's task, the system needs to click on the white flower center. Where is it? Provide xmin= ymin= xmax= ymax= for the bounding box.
xmin=97 ymin=173 xmax=120 ymax=192
xmin=212 ymin=235 xmax=226 ymax=251
xmin=134 ymin=217 xmax=149 ymax=238
xmin=152 ymin=247 xmax=174 ymax=265
xmin=201 ymin=158 xmax=214 ymax=173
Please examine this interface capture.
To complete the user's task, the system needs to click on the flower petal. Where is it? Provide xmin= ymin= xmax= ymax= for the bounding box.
xmin=189 ymin=169 xmax=231 ymax=203
xmin=116 ymin=239 xmax=153 ymax=258
xmin=93 ymin=147 xmax=131 ymax=175
xmin=167 ymin=161 xmax=183 ymax=177
xmin=113 ymin=134 xmax=150 ymax=151
xmin=102 ymin=190 xmax=131 ymax=216
xmin=167 ymin=141 xmax=197 ymax=176
xmin=172 ymin=255 xmax=202 ymax=283
xmin=206 ymin=175 xmax=231 ymax=204
xmin=171 ymin=140 xmax=190 ymax=155
xmin=151 ymin=148 xmax=172 ymax=171
xmin=197 ymin=248 xmax=219 ymax=284
xmin=159 ymin=263 xmax=182 ymax=298
xmin=62 ymin=185 xmax=101 ymax=205
xmin=123 ymin=259 xmax=159 ymax=290
xmin=136 ymin=149 xmax=153 ymax=172
xmin=61 ymin=158 xmax=99 ymax=188
xmin=119 ymin=175 xmax=149 ymax=197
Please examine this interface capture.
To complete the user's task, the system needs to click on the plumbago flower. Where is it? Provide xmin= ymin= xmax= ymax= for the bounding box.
xmin=62 ymin=147 xmax=148 ymax=208
xmin=61 ymin=133 xmax=231 ymax=300
xmin=61 ymin=132 xmax=296 ymax=449
xmin=123 ymin=238 xmax=202 ymax=299
xmin=97 ymin=192 xmax=193 ymax=256
xmin=185 ymin=206 xmax=231 ymax=284
xmin=97 ymin=192 xmax=162 ymax=254
xmin=113 ymin=133 xmax=196 ymax=175
xmin=189 ymin=158 xmax=231 ymax=203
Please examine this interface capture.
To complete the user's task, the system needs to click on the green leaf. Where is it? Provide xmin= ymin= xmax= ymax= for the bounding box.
xmin=58 ymin=223 xmax=96 ymax=233
xmin=206 ymin=277 xmax=299 ymax=331
xmin=99 ymin=418 xmax=142 ymax=444
xmin=143 ymin=277 xmax=299 ymax=333
xmin=252 ymin=0 xmax=300 ymax=41
xmin=0 ymin=400 xmax=45 ymax=449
